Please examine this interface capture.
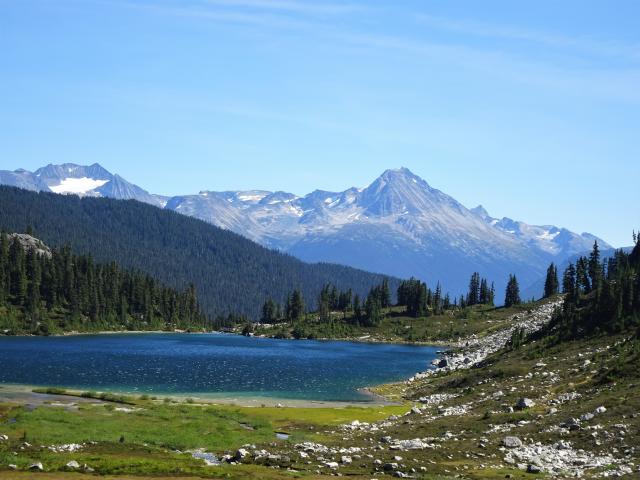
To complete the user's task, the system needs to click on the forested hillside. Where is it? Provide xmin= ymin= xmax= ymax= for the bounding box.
xmin=0 ymin=186 xmax=398 ymax=319
xmin=0 ymin=233 xmax=207 ymax=334
xmin=550 ymin=238 xmax=640 ymax=339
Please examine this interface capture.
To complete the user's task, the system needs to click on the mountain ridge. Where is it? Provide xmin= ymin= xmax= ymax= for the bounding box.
xmin=0 ymin=164 xmax=611 ymax=299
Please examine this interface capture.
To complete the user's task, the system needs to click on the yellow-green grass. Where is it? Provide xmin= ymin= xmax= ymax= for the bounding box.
xmin=0 ymin=395 xmax=409 ymax=476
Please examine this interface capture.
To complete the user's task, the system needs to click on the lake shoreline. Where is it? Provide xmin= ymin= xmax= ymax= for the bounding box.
xmin=0 ymin=383 xmax=400 ymax=409
xmin=2 ymin=329 xmax=452 ymax=348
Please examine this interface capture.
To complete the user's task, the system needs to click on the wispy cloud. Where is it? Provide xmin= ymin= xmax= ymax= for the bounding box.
xmin=203 ymin=0 xmax=366 ymax=16
xmin=416 ymin=13 xmax=640 ymax=63
xmin=94 ymin=0 xmax=640 ymax=104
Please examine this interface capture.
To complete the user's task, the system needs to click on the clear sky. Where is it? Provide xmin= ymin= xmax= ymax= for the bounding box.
xmin=1 ymin=0 xmax=638 ymax=247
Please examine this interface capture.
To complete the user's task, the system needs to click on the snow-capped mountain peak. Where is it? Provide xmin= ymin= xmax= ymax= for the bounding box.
xmin=0 ymin=163 xmax=165 ymax=207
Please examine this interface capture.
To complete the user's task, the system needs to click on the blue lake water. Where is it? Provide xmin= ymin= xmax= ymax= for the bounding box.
xmin=0 ymin=333 xmax=439 ymax=402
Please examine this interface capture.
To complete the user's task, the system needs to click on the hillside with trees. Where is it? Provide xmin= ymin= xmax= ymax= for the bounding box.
xmin=0 ymin=233 xmax=207 ymax=334
xmin=0 ymin=186 xmax=399 ymax=319
xmin=550 ymin=238 xmax=640 ymax=339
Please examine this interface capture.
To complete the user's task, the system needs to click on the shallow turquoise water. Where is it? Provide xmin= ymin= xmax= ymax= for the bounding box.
xmin=0 ymin=333 xmax=438 ymax=401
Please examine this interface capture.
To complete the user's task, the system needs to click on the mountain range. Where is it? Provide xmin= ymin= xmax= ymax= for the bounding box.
xmin=0 ymin=186 xmax=397 ymax=319
xmin=0 ymin=164 xmax=611 ymax=299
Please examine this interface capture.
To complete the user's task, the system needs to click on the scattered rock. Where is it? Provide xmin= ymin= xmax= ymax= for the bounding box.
xmin=527 ymin=464 xmax=541 ymax=473
xmin=234 ymin=448 xmax=249 ymax=461
xmin=383 ymin=462 xmax=399 ymax=471
xmin=503 ymin=436 xmax=523 ymax=448
xmin=516 ymin=398 xmax=535 ymax=410
xmin=580 ymin=412 xmax=595 ymax=422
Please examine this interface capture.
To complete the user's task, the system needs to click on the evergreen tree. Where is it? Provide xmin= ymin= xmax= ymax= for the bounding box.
xmin=576 ymin=257 xmax=590 ymax=294
xmin=286 ymin=289 xmax=305 ymax=322
xmin=353 ymin=294 xmax=362 ymax=323
xmin=380 ymin=279 xmax=391 ymax=308
xmin=544 ymin=262 xmax=559 ymax=298
xmin=364 ymin=292 xmax=382 ymax=326
xmin=260 ymin=298 xmax=279 ymax=323
xmin=563 ymin=263 xmax=577 ymax=300
xmin=504 ymin=274 xmax=521 ymax=308
xmin=397 ymin=278 xmax=429 ymax=317
xmin=588 ymin=241 xmax=602 ymax=293
xmin=467 ymin=272 xmax=480 ymax=306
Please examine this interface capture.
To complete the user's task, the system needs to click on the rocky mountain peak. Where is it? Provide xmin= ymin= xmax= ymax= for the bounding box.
xmin=470 ymin=205 xmax=491 ymax=219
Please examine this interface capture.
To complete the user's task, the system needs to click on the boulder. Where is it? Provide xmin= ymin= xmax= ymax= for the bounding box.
xmin=595 ymin=406 xmax=607 ymax=414
xmin=324 ymin=461 xmax=339 ymax=469
xmin=383 ymin=462 xmax=399 ymax=471
xmin=340 ymin=456 xmax=352 ymax=465
xmin=516 ymin=398 xmax=535 ymax=410
xmin=502 ymin=436 xmax=523 ymax=448
xmin=234 ymin=448 xmax=249 ymax=461
xmin=66 ymin=460 xmax=80 ymax=469
xmin=527 ymin=464 xmax=541 ymax=473
xmin=580 ymin=412 xmax=595 ymax=422
xmin=29 ymin=462 xmax=44 ymax=471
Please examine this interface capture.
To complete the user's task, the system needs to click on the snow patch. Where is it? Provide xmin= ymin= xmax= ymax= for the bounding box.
xmin=49 ymin=177 xmax=109 ymax=194
xmin=237 ymin=194 xmax=267 ymax=203
xmin=538 ymin=230 xmax=560 ymax=241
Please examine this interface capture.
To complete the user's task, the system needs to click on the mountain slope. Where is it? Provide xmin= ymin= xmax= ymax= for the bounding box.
xmin=0 ymin=186 xmax=398 ymax=319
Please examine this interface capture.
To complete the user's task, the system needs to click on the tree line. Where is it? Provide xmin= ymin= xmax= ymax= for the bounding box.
xmin=0 ymin=233 xmax=207 ymax=334
xmin=260 ymin=266 xmax=537 ymax=330
xmin=551 ymin=238 xmax=640 ymax=338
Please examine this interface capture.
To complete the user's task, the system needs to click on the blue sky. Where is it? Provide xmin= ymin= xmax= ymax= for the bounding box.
xmin=1 ymin=0 xmax=638 ymax=247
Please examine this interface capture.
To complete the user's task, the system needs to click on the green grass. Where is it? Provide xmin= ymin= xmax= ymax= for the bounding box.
xmin=252 ymin=299 xmax=551 ymax=343
xmin=0 ymin=393 xmax=408 ymax=476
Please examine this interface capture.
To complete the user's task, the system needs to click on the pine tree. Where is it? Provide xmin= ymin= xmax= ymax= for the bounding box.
xmin=353 ymin=294 xmax=362 ymax=322
xmin=380 ymin=278 xmax=391 ymax=308
xmin=588 ymin=241 xmax=602 ymax=293
xmin=364 ymin=293 xmax=382 ymax=326
xmin=261 ymin=298 xmax=278 ymax=323
xmin=287 ymin=289 xmax=305 ymax=322
xmin=467 ymin=272 xmax=480 ymax=306
xmin=433 ymin=282 xmax=442 ymax=315
xmin=576 ymin=257 xmax=590 ymax=294
xmin=504 ymin=274 xmax=521 ymax=308
xmin=318 ymin=284 xmax=331 ymax=321
xmin=544 ymin=262 xmax=559 ymax=298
